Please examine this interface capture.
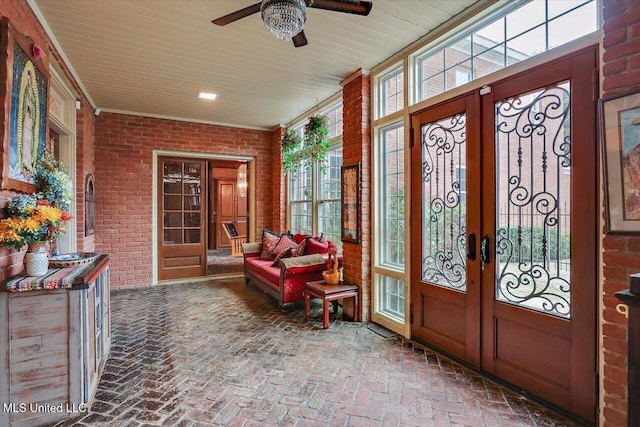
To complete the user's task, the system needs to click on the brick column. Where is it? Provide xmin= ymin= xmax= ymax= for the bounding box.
xmin=601 ymin=1 xmax=640 ymax=425
xmin=341 ymin=70 xmax=371 ymax=321
xmin=271 ymin=127 xmax=287 ymax=232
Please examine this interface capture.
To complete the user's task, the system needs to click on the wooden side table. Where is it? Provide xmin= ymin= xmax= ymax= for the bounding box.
xmin=304 ymin=280 xmax=359 ymax=329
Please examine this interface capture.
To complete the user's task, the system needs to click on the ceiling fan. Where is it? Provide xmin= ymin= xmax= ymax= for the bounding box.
xmin=212 ymin=0 xmax=373 ymax=47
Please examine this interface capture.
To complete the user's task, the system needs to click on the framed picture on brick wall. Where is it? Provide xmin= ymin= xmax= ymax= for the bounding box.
xmin=601 ymin=88 xmax=640 ymax=234
xmin=341 ymin=162 xmax=360 ymax=243
xmin=0 ymin=17 xmax=49 ymax=193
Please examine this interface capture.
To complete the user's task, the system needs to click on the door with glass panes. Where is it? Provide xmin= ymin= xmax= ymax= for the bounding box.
xmin=410 ymin=47 xmax=597 ymax=422
xmin=158 ymin=157 xmax=207 ymax=280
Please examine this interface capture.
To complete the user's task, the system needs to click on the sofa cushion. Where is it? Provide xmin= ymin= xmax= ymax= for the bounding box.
xmin=305 ymin=237 xmax=329 ymax=255
xmin=260 ymin=229 xmax=280 ymax=260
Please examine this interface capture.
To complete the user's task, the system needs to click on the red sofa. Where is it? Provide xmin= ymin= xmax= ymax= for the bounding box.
xmin=241 ymin=236 xmax=337 ymax=306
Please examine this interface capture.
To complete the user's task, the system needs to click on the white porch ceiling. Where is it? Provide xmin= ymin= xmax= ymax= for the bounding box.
xmin=31 ymin=0 xmax=481 ymax=130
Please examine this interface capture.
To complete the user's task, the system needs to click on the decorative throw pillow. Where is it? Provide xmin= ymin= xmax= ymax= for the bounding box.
xmin=270 ymin=234 xmax=299 ymax=259
xmin=260 ymin=229 xmax=280 ymax=260
xmin=305 ymin=237 xmax=329 ymax=255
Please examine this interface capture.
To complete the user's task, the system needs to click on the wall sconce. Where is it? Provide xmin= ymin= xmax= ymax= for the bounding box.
xmin=237 ymin=163 xmax=247 ymax=197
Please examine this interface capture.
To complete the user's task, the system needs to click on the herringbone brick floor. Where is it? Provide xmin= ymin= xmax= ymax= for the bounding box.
xmin=52 ymin=279 xmax=583 ymax=426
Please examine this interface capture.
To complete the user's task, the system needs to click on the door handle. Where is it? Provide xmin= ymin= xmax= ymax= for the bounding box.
xmin=480 ymin=234 xmax=492 ymax=270
xmin=467 ymin=233 xmax=476 ymax=261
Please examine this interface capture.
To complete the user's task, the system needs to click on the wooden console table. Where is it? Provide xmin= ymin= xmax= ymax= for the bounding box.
xmin=304 ymin=280 xmax=359 ymax=329
xmin=0 ymin=254 xmax=111 ymax=427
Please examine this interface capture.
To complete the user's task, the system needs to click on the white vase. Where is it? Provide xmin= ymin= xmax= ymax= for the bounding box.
xmin=25 ymin=242 xmax=49 ymax=277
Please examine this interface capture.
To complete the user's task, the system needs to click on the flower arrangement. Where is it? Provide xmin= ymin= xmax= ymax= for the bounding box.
xmin=0 ymin=195 xmax=72 ymax=251
xmin=34 ymin=150 xmax=74 ymax=211
xmin=281 ymin=114 xmax=330 ymax=175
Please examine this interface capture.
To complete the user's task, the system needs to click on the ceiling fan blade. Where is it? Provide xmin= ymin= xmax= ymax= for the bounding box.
xmin=309 ymin=0 xmax=372 ymax=16
xmin=212 ymin=2 xmax=261 ymax=26
xmin=292 ymin=30 xmax=308 ymax=47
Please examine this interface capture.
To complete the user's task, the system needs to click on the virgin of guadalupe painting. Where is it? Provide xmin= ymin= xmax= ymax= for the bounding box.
xmin=8 ymin=38 xmax=47 ymax=185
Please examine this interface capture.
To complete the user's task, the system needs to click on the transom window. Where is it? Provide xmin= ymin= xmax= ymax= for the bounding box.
xmin=414 ymin=0 xmax=598 ymax=102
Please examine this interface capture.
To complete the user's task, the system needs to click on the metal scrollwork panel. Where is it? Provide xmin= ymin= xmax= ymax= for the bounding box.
xmin=421 ymin=113 xmax=467 ymax=291
xmin=494 ymin=82 xmax=572 ymax=318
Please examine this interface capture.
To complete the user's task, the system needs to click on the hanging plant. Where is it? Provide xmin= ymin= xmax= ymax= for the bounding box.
xmin=281 ymin=114 xmax=330 ymax=175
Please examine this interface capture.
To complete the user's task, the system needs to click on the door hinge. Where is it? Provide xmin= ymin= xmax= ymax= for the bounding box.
xmin=409 ymin=128 xmax=414 ymax=148
xmin=409 ymin=303 xmax=413 ymax=324
xmin=592 ymin=68 xmax=598 ymax=102
xmin=480 ymin=85 xmax=491 ymax=95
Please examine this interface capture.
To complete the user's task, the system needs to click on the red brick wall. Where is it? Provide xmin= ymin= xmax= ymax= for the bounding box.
xmin=601 ymin=1 xmax=640 ymax=425
xmin=341 ymin=73 xmax=371 ymax=320
xmin=94 ymin=113 xmax=274 ymax=289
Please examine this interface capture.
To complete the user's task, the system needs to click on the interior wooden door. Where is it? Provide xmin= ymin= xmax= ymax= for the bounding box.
xmin=158 ymin=157 xmax=207 ymax=280
xmin=216 ymin=179 xmax=236 ymax=248
xmin=410 ymin=92 xmax=482 ymax=367
xmin=410 ymin=47 xmax=597 ymax=422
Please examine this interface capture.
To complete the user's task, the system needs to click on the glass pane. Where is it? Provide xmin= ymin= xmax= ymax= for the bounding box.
xmin=474 ymin=17 xmax=505 ymax=47
xmin=163 ymin=161 xmax=182 ymax=178
xmin=420 ymin=50 xmax=444 ymax=82
xmin=474 ymin=44 xmax=505 ymax=80
xmin=184 ymin=229 xmax=200 ymax=244
xmin=382 ymin=70 xmax=404 ymax=116
xmin=320 ymin=146 xmax=343 ymax=199
xmin=506 ymin=1 xmax=545 ymax=39
xmin=445 ymin=61 xmax=472 ymax=91
xmin=382 ymin=125 xmax=405 ymax=268
xmin=290 ymin=202 xmax=312 ymax=235
xmin=548 ymin=0 xmax=591 ymax=19
xmin=422 ymin=73 xmax=445 ymax=100
xmin=163 ymin=180 xmax=181 ymax=194
xmin=507 ymin=26 xmax=546 ymax=65
xmin=164 ymin=212 xmax=182 ymax=227
xmin=444 ymin=36 xmax=471 ymax=69
xmin=184 ymin=196 xmax=200 ymax=210
xmin=378 ymin=275 xmax=405 ymax=321
xmin=184 ymin=213 xmax=200 ymax=227
xmin=164 ymin=229 xmax=182 ymax=245
xmin=164 ymin=195 xmax=181 ymax=211
xmin=326 ymin=104 xmax=343 ymax=138
xmin=548 ymin=3 xmax=597 ymax=49
xmin=494 ymin=82 xmax=572 ymax=318
xmin=184 ymin=163 xmax=201 ymax=181
xmin=421 ymin=114 xmax=467 ymax=291
xmin=290 ymin=161 xmax=312 ymax=201
xmin=319 ymin=201 xmax=341 ymax=251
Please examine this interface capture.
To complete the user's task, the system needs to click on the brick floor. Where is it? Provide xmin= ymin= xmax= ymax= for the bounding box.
xmin=51 ymin=279 xmax=584 ymax=426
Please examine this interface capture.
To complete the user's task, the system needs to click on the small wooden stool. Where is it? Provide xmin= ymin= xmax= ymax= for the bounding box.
xmin=304 ymin=280 xmax=359 ymax=329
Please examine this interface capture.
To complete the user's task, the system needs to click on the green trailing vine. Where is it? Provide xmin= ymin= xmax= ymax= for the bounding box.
xmin=282 ymin=114 xmax=330 ymax=175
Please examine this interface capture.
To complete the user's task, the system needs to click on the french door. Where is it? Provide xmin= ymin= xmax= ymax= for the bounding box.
xmin=410 ymin=47 xmax=597 ymax=422
xmin=158 ymin=157 xmax=207 ymax=280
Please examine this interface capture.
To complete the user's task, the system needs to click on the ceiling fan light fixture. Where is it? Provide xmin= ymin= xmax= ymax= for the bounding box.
xmin=261 ymin=0 xmax=307 ymax=41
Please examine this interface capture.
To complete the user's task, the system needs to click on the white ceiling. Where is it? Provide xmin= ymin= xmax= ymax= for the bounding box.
xmin=31 ymin=0 xmax=481 ymax=130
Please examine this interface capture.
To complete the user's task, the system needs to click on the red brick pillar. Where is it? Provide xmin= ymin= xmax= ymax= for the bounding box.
xmin=341 ymin=70 xmax=371 ymax=321
xmin=601 ymin=0 xmax=640 ymax=425
xmin=271 ymin=127 xmax=287 ymax=233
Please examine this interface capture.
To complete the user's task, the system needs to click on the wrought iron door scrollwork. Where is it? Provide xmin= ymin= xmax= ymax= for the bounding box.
xmin=421 ymin=114 xmax=467 ymax=291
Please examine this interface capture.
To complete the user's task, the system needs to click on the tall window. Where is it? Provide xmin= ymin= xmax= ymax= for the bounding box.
xmin=288 ymin=102 xmax=343 ymax=249
xmin=381 ymin=124 xmax=405 ymax=268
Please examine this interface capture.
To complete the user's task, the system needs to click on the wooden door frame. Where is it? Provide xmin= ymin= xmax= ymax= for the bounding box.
xmin=152 ymin=150 xmax=255 ymax=285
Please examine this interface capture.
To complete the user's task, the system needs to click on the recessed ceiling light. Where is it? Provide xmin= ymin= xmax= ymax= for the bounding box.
xmin=198 ymin=92 xmax=217 ymax=100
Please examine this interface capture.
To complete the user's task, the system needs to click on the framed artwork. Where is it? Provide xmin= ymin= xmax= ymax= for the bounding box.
xmin=341 ymin=162 xmax=360 ymax=243
xmin=0 ymin=17 xmax=49 ymax=193
xmin=601 ymin=89 xmax=640 ymax=234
